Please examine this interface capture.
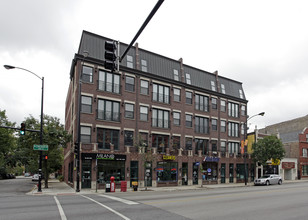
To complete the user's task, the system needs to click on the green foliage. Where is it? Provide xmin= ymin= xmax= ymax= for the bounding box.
xmin=252 ymin=135 xmax=285 ymax=166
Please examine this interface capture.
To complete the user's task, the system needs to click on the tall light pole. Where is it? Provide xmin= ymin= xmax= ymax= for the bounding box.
xmin=244 ymin=112 xmax=265 ymax=185
xmin=4 ymin=65 xmax=44 ymax=192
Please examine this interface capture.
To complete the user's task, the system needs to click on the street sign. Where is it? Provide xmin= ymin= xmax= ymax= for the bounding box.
xmin=33 ymin=144 xmax=48 ymax=151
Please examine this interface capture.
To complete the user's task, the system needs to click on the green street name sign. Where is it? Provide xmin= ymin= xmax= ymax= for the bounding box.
xmin=33 ymin=144 xmax=48 ymax=151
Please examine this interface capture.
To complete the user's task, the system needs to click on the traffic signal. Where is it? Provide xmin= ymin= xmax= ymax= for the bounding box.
xmin=104 ymin=41 xmax=117 ymax=71
xmin=43 ymin=155 xmax=48 ymax=160
xmin=74 ymin=144 xmax=78 ymax=155
xmin=20 ymin=123 xmax=26 ymax=135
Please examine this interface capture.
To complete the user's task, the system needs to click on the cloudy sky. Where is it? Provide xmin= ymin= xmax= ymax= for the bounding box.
xmin=1 ymin=0 xmax=307 ymax=131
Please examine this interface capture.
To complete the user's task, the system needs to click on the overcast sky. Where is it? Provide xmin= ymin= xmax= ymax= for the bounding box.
xmin=1 ymin=0 xmax=307 ymax=131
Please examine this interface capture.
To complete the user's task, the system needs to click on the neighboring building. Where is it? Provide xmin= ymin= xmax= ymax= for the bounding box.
xmin=299 ymin=127 xmax=308 ymax=178
xmin=257 ymin=115 xmax=308 ymax=180
xmin=63 ymin=30 xmax=249 ymax=190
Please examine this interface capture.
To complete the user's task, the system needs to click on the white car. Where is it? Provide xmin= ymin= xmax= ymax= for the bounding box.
xmin=254 ymin=174 xmax=282 ymax=186
xmin=32 ymin=174 xmax=39 ymax=181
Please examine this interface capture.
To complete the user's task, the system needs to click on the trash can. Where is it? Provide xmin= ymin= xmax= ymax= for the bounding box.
xmin=105 ymin=182 xmax=111 ymax=193
xmin=121 ymin=181 xmax=127 ymax=192
xmin=132 ymin=181 xmax=138 ymax=191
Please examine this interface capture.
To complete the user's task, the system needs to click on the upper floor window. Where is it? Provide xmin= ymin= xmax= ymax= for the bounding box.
xmin=211 ymin=140 xmax=217 ymax=152
xmin=212 ymin=119 xmax=217 ymax=131
xmin=98 ymin=70 xmax=120 ymax=94
xmin=80 ymin=126 xmax=91 ymax=143
xmin=141 ymin=59 xmax=148 ymax=72
xmin=140 ymin=80 xmax=149 ymax=95
xmin=228 ymin=142 xmax=240 ymax=154
xmin=185 ymin=137 xmax=193 ymax=150
xmin=173 ymin=88 xmax=181 ymax=102
xmin=185 ymin=91 xmax=192 ymax=104
xmin=97 ymin=99 xmax=120 ymax=122
xmin=221 ymin=141 xmax=226 ymax=152
xmin=221 ymin=120 xmax=226 ymax=132
xmin=81 ymin=96 xmax=92 ymax=113
xmin=124 ymin=130 xmax=134 ymax=146
xmin=125 ymin=103 xmax=134 ymax=119
xmin=239 ymin=89 xmax=244 ymax=99
xmin=82 ymin=66 xmax=93 ymax=83
xmin=195 ymin=116 xmax=209 ymax=134
xmin=185 ymin=73 xmax=191 ymax=84
xmin=195 ymin=94 xmax=209 ymax=112
xmin=221 ymin=100 xmax=226 ymax=112
xmin=212 ymin=98 xmax=217 ymax=109
xmin=228 ymin=122 xmax=239 ymax=137
xmin=127 ymin=55 xmax=133 ymax=68
xmin=174 ymin=69 xmax=179 ymax=81
xmin=125 ymin=76 xmax=135 ymax=92
xmin=241 ymin=105 xmax=246 ymax=116
xmin=152 ymin=134 xmax=169 ymax=153
xmin=211 ymin=81 xmax=216 ymax=91
xmin=228 ymin=102 xmax=239 ymax=118
xmin=173 ymin=112 xmax=180 ymax=126
xmin=306 ymin=134 xmax=308 ymax=142
xmin=185 ymin=114 xmax=192 ymax=127
xmin=221 ymin=84 xmax=226 ymax=94
xmin=140 ymin=106 xmax=148 ymax=121
xmin=195 ymin=139 xmax=208 ymax=155
xmin=153 ymin=84 xmax=170 ymax=104
xmin=152 ymin=109 xmax=169 ymax=129
xmin=172 ymin=136 xmax=180 ymax=150
xmin=303 ymin=148 xmax=308 ymax=157
xmin=97 ymin=128 xmax=119 ymax=150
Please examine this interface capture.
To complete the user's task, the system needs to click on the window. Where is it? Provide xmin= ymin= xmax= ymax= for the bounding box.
xmin=141 ymin=59 xmax=147 ymax=72
xmin=195 ymin=94 xmax=209 ymax=112
xmin=152 ymin=134 xmax=169 ymax=153
xmin=185 ymin=91 xmax=193 ymax=104
xmin=173 ymin=112 xmax=180 ymax=126
xmin=228 ymin=122 xmax=239 ymax=137
xmin=221 ymin=141 xmax=226 ymax=152
xmin=306 ymin=134 xmax=308 ymax=142
xmin=221 ymin=100 xmax=226 ymax=112
xmin=125 ymin=76 xmax=135 ymax=92
xmin=98 ymin=70 xmax=120 ymax=94
xmin=82 ymin=66 xmax=93 ymax=83
xmin=241 ymin=124 xmax=245 ymax=135
xmin=195 ymin=139 xmax=208 ymax=155
xmin=303 ymin=165 xmax=308 ymax=176
xmin=157 ymin=161 xmax=177 ymax=182
xmin=172 ymin=136 xmax=180 ymax=150
xmin=221 ymin=120 xmax=226 ymax=132
xmin=173 ymin=69 xmax=179 ymax=81
xmin=173 ymin=88 xmax=181 ymax=102
xmin=212 ymin=119 xmax=217 ymax=131
xmin=241 ymin=105 xmax=246 ymax=116
xmin=228 ymin=102 xmax=239 ymax=117
xmin=140 ymin=106 xmax=148 ymax=121
xmin=212 ymin=98 xmax=217 ymax=109
xmin=140 ymin=80 xmax=149 ymax=95
xmin=124 ymin=131 xmax=134 ymax=146
xmin=185 ymin=73 xmax=191 ymax=84
xmin=228 ymin=142 xmax=240 ymax=154
xmin=139 ymin=132 xmax=148 ymax=149
xmin=303 ymin=148 xmax=308 ymax=157
xmin=127 ymin=55 xmax=133 ymax=68
xmin=152 ymin=109 xmax=169 ymax=128
xmin=97 ymin=99 xmax=120 ymax=122
xmin=185 ymin=114 xmax=192 ymax=127
xmin=97 ymin=128 xmax=119 ymax=150
xmin=153 ymin=84 xmax=170 ymax=104
xmin=211 ymin=140 xmax=217 ymax=152
xmin=211 ymin=81 xmax=216 ymax=91
xmin=81 ymin=126 xmax=91 ymax=143
xmin=239 ymin=89 xmax=244 ymax=99
xmin=221 ymin=84 xmax=225 ymax=94
xmin=125 ymin=103 xmax=134 ymax=119
xmin=195 ymin=116 xmax=209 ymax=134
xmin=185 ymin=137 xmax=192 ymax=150
xmin=81 ymin=96 xmax=92 ymax=113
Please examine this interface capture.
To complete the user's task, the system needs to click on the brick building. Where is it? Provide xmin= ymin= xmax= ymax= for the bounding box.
xmin=63 ymin=31 xmax=250 ymax=190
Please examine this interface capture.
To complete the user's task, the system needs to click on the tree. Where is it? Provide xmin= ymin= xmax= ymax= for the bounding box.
xmin=252 ymin=135 xmax=285 ymax=166
xmin=17 ymin=115 xmax=71 ymax=187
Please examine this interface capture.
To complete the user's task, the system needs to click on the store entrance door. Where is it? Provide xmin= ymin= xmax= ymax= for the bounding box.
xmin=82 ymin=159 xmax=92 ymax=188
xmin=193 ymin=163 xmax=199 ymax=185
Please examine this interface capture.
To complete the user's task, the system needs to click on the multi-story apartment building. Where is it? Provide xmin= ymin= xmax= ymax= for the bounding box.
xmin=64 ymin=31 xmax=249 ymax=190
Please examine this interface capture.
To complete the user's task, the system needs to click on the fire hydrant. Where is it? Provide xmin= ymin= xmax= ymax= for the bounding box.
xmin=110 ymin=176 xmax=115 ymax=192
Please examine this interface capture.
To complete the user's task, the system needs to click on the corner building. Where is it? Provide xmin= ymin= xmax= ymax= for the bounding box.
xmin=64 ymin=31 xmax=250 ymax=190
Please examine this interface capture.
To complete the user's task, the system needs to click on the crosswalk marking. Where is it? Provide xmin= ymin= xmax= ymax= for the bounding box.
xmin=99 ymin=194 xmax=139 ymax=205
xmin=54 ymin=196 xmax=67 ymax=220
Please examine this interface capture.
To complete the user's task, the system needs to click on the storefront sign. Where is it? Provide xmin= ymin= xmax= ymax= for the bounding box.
xmin=203 ymin=156 xmax=220 ymax=162
xmin=163 ymin=155 xmax=176 ymax=160
xmin=96 ymin=153 xmax=126 ymax=161
xmin=282 ymin=162 xmax=295 ymax=169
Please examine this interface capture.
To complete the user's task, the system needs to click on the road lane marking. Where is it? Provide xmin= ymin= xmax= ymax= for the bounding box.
xmin=54 ymin=196 xmax=67 ymax=220
xmin=81 ymin=195 xmax=131 ymax=220
xmin=99 ymin=194 xmax=139 ymax=205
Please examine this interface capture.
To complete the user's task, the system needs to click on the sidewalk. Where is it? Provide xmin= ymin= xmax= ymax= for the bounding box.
xmin=27 ymin=179 xmax=308 ymax=196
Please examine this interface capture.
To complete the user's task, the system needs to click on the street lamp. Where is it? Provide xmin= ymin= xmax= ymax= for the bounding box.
xmin=4 ymin=65 xmax=44 ymax=192
xmin=244 ymin=111 xmax=265 ymax=185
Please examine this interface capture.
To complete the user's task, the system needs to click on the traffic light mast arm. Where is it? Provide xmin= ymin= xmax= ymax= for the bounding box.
xmin=0 ymin=125 xmax=40 ymax=133
xmin=119 ymin=0 xmax=164 ymax=62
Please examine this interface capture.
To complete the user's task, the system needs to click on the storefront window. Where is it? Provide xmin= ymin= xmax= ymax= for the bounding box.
xmin=236 ymin=164 xmax=246 ymax=181
xmin=157 ymin=161 xmax=177 ymax=182
xmin=203 ymin=162 xmax=218 ymax=181
xmin=302 ymin=165 xmax=308 ymax=176
xmin=97 ymin=160 xmax=125 ymax=183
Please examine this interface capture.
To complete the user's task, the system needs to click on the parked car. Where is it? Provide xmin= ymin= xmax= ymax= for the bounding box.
xmin=32 ymin=174 xmax=39 ymax=181
xmin=254 ymin=174 xmax=282 ymax=186
xmin=24 ymin=173 xmax=31 ymax=177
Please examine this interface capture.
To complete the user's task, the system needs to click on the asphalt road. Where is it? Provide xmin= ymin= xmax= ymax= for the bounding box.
xmin=1 ymin=178 xmax=308 ymax=220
